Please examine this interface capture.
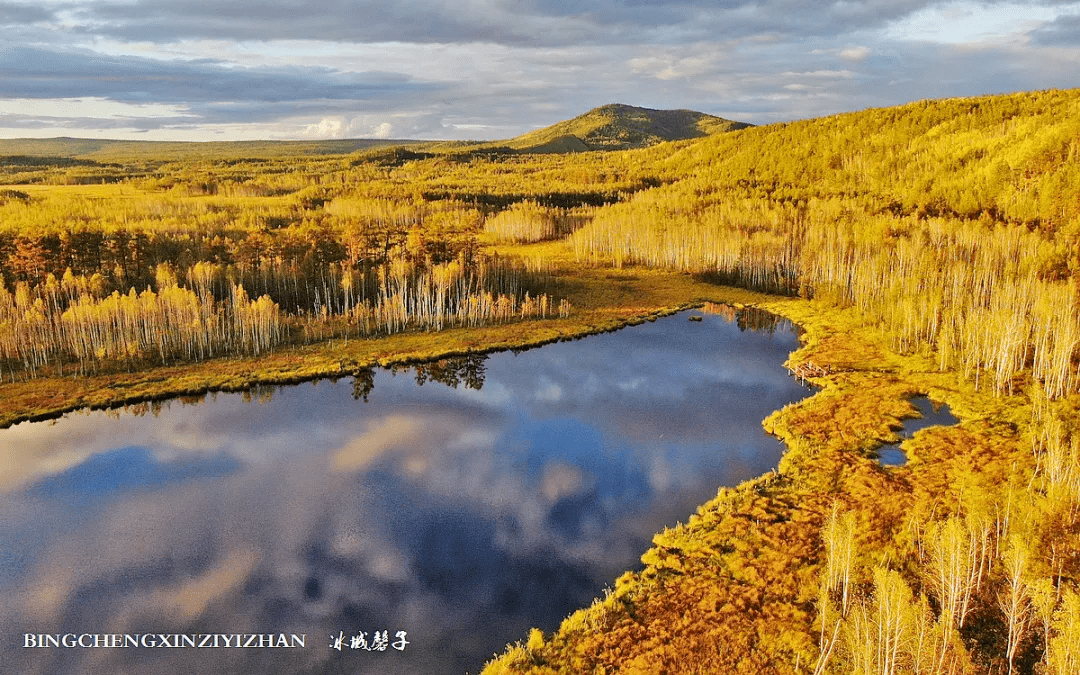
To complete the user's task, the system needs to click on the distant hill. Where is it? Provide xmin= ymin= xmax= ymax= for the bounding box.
xmin=496 ymin=104 xmax=751 ymax=152
xmin=364 ymin=104 xmax=750 ymax=158
xmin=0 ymin=137 xmax=422 ymax=161
xmin=0 ymin=104 xmax=748 ymax=162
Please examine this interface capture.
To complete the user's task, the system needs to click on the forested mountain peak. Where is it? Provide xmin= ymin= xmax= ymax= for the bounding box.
xmin=499 ymin=103 xmax=751 ymax=152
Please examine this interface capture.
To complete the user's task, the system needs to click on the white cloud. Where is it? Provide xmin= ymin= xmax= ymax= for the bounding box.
xmin=885 ymin=1 xmax=1080 ymax=44
xmin=303 ymin=116 xmax=347 ymax=138
xmin=0 ymin=97 xmax=190 ymax=119
xmin=840 ymin=45 xmax=872 ymax=61
xmin=534 ymin=376 xmax=563 ymax=402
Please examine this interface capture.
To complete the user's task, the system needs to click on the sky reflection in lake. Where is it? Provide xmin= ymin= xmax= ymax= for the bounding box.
xmin=0 ymin=308 xmax=809 ymax=675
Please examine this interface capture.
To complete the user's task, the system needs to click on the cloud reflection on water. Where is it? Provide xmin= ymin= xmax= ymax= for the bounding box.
xmin=0 ymin=310 xmax=808 ymax=674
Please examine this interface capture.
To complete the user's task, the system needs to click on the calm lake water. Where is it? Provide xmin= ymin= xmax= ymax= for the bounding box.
xmin=1 ymin=307 xmax=809 ymax=675
xmin=877 ymin=396 xmax=959 ymax=466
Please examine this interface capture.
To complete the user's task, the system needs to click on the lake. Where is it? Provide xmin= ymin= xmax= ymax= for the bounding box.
xmin=1 ymin=306 xmax=809 ymax=675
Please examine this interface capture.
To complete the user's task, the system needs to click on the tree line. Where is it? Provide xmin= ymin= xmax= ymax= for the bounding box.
xmin=0 ymin=185 xmax=569 ymax=380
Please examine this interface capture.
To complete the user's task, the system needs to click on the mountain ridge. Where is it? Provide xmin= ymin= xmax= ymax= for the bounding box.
xmin=0 ymin=104 xmax=750 ymax=160
xmin=494 ymin=103 xmax=751 ymax=152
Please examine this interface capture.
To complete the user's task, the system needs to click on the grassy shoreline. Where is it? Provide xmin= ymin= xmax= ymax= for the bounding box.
xmin=481 ymin=266 xmax=1068 ymax=674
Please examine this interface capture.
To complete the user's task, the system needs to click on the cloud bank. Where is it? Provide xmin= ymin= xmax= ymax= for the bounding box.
xmin=0 ymin=1 xmax=1078 ymax=140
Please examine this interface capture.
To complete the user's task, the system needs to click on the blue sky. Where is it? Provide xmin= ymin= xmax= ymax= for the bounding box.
xmin=1 ymin=0 xmax=1079 ymax=141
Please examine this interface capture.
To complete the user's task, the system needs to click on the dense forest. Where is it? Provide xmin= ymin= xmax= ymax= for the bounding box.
xmin=2 ymin=89 xmax=1080 ymax=674
xmin=574 ymin=90 xmax=1080 ymax=398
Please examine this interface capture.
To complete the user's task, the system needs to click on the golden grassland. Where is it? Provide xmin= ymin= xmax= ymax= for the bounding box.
xmin=2 ymin=87 xmax=1080 ymax=674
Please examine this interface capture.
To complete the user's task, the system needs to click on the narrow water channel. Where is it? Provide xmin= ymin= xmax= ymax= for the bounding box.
xmin=1 ymin=307 xmax=810 ymax=675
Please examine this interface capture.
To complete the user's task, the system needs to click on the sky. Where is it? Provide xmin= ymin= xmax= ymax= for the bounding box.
xmin=1 ymin=0 xmax=1079 ymax=142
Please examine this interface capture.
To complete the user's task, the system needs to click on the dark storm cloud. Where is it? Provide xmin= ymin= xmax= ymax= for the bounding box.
xmin=0 ymin=46 xmax=436 ymax=104
xmin=1032 ymin=13 xmax=1080 ymax=45
xmin=68 ymin=0 xmax=939 ymax=46
xmin=73 ymin=0 xmax=582 ymax=46
xmin=0 ymin=3 xmax=54 ymax=24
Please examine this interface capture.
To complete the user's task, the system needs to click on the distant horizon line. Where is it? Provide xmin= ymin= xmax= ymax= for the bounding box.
xmin=0 ymin=101 xmax=745 ymax=145
xmin=1 ymin=87 xmax=1071 ymax=146
xmin=0 ymin=136 xmax=441 ymax=145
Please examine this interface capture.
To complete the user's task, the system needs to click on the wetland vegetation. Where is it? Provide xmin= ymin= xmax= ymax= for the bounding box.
xmin=2 ymin=91 xmax=1080 ymax=674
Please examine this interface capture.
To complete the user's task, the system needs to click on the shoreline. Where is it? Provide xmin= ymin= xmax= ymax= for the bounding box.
xmin=0 ymin=303 xmax=689 ymax=429
xmin=0 ymin=266 xmax=778 ymax=430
